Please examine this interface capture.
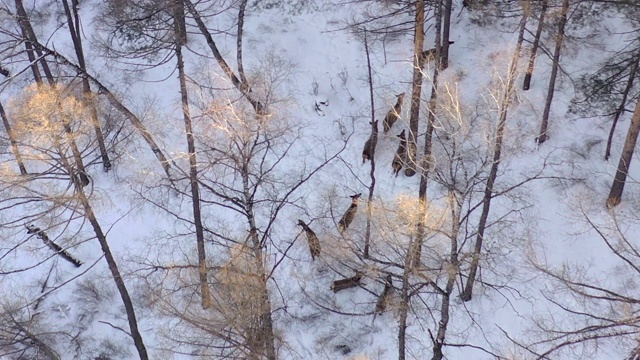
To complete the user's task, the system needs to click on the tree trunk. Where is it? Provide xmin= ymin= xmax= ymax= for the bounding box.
xmin=0 ymin=101 xmax=27 ymax=175
xmin=28 ymin=42 xmax=172 ymax=178
xmin=397 ymin=267 xmax=409 ymax=360
xmin=414 ymin=0 xmax=443 ymax=268
xmin=364 ymin=29 xmax=376 ymax=259
xmin=522 ymin=0 xmax=548 ymax=91
xmin=237 ymin=0 xmax=249 ymax=85
xmin=431 ymin=193 xmax=461 ymax=360
xmin=184 ymin=0 xmax=265 ymax=115
xmin=405 ymin=0 xmax=425 ymax=177
xmin=61 ymin=0 xmax=112 ymax=171
xmin=461 ymin=13 xmax=527 ymax=302
xmin=176 ymin=39 xmax=212 ymax=308
xmin=607 ymin=97 xmax=640 ymax=207
xmin=15 ymin=0 xmax=89 ymax=186
xmin=243 ymin=162 xmax=277 ymax=360
xmin=605 ymin=57 xmax=639 ymax=161
xmin=55 ymin=145 xmax=148 ymax=360
xmin=441 ymin=0 xmax=453 ymax=70
xmin=537 ymin=0 xmax=570 ymax=144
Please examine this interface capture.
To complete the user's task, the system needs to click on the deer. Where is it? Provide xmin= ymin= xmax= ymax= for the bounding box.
xmin=331 ymin=271 xmax=364 ymax=293
xmin=362 ymin=120 xmax=379 ymax=164
xmin=392 ymin=130 xmax=407 ymax=177
xmin=374 ymin=274 xmax=394 ymax=315
xmin=297 ymin=219 xmax=321 ymax=261
xmin=383 ymin=93 xmax=405 ymax=133
xmin=337 ymin=193 xmax=362 ymax=234
xmin=420 ymin=41 xmax=456 ymax=66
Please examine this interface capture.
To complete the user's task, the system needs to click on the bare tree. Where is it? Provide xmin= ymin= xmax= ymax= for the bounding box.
xmin=60 ymin=0 xmax=112 ymax=171
xmin=0 ymin=100 xmax=27 ymax=175
xmin=173 ymin=0 xmax=213 ymax=309
xmin=405 ymin=0 xmax=426 ymax=177
xmin=536 ymin=0 xmax=570 ymax=145
xmin=607 ymin=95 xmax=640 ymax=207
xmin=3 ymin=85 xmax=149 ymax=359
xmin=461 ymin=11 xmax=528 ymax=302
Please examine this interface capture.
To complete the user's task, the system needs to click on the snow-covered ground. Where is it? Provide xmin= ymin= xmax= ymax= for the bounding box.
xmin=1 ymin=0 xmax=639 ymax=359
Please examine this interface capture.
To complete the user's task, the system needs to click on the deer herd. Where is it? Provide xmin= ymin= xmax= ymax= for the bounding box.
xmin=295 ymin=92 xmax=411 ymax=316
xmin=363 ymin=92 xmax=408 ymax=175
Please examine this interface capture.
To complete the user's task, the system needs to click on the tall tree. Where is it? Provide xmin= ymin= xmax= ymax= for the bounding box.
xmin=441 ymin=0 xmax=453 ymax=69
xmin=522 ymin=0 xmax=549 ymax=91
xmin=0 ymin=101 xmax=27 ymax=175
xmin=405 ymin=0 xmax=425 ymax=177
xmin=607 ymin=96 xmax=640 ymax=207
xmin=537 ymin=0 xmax=570 ymax=144
xmin=61 ymin=0 xmax=112 ymax=171
xmin=184 ymin=0 xmax=265 ymax=115
xmin=461 ymin=11 xmax=528 ymax=302
xmin=173 ymin=0 xmax=213 ymax=309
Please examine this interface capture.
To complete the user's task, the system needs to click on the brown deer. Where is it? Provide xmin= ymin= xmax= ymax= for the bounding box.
xmin=420 ymin=41 xmax=456 ymax=66
xmin=337 ymin=193 xmax=362 ymax=234
xmin=362 ymin=120 xmax=379 ymax=163
xmin=374 ymin=274 xmax=393 ymax=314
xmin=331 ymin=271 xmax=364 ymax=293
xmin=392 ymin=130 xmax=407 ymax=177
xmin=383 ymin=93 xmax=405 ymax=133
xmin=297 ymin=219 xmax=321 ymax=261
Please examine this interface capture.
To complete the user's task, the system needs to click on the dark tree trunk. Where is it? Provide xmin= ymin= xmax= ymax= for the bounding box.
xmin=461 ymin=13 xmax=527 ymax=302
xmin=55 ymin=146 xmax=148 ymax=360
xmin=16 ymin=0 xmax=89 ymax=186
xmin=0 ymin=101 xmax=27 ymax=175
xmin=364 ymin=29 xmax=376 ymax=258
xmin=430 ymin=193 xmax=461 ymax=360
xmin=441 ymin=0 xmax=453 ymax=70
xmin=522 ymin=0 xmax=548 ymax=91
xmin=175 ymin=4 xmax=212 ymax=308
xmin=405 ymin=0 xmax=425 ymax=177
xmin=537 ymin=0 xmax=570 ymax=144
xmin=245 ymin=201 xmax=277 ymax=359
xmin=237 ymin=0 xmax=249 ymax=85
xmin=605 ymin=57 xmax=639 ymax=161
xmin=29 ymin=42 xmax=172 ymax=178
xmin=607 ymin=97 xmax=640 ymax=207
xmin=61 ymin=0 xmax=112 ymax=171
xmin=184 ymin=0 xmax=265 ymax=115
xmin=414 ymin=0 xmax=443 ymax=268
xmin=398 ymin=269 xmax=409 ymax=360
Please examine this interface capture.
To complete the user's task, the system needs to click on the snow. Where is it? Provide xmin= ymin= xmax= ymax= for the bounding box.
xmin=1 ymin=0 xmax=640 ymax=359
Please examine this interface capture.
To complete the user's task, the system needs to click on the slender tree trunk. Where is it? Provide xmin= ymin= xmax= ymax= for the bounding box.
xmin=61 ymin=0 xmax=112 ymax=171
xmin=0 ymin=101 xmax=27 ymax=175
xmin=176 ymin=45 xmax=212 ymax=309
xmin=184 ymin=0 xmax=264 ymax=115
xmin=54 ymin=145 xmax=148 ymax=360
xmin=607 ymin=97 xmax=640 ymax=207
xmin=23 ymin=42 xmax=42 ymax=83
xmin=364 ymin=29 xmax=376 ymax=258
xmin=405 ymin=0 xmax=425 ymax=177
xmin=441 ymin=0 xmax=453 ymax=70
xmin=77 ymin=190 xmax=149 ymax=360
xmin=15 ymin=0 xmax=89 ymax=185
xmin=398 ymin=265 xmax=410 ymax=360
xmin=606 ymin=57 xmax=639 ymax=160
xmin=28 ymin=42 xmax=172 ymax=178
xmin=431 ymin=194 xmax=460 ymax=360
xmin=522 ymin=0 xmax=548 ymax=91
xmin=414 ymin=0 xmax=443 ymax=268
xmin=537 ymin=0 xmax=570 ymax=144
xmin=242 ymin=164 xmax=277 ymax=360
xmin=237 ymin=0 xmax=249 ymax=85
xmin=461 ymin=13 xmax=527 ymax=302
